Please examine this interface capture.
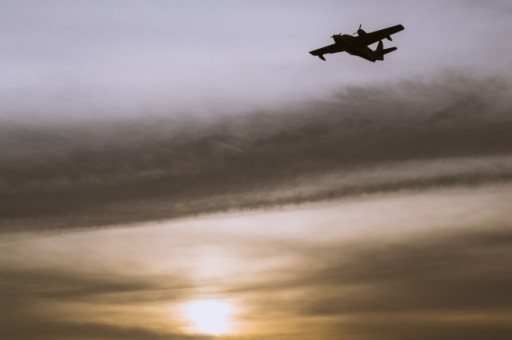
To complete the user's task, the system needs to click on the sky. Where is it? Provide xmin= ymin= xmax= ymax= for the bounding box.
xmin=2 ymin=0 xmax=512 ymax=119
xmin=1 ymin=1 xmax=512 ymax=339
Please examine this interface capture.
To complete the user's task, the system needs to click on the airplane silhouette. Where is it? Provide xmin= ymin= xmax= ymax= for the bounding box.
xmin=309 ymin=24 xmax=404 ymax=62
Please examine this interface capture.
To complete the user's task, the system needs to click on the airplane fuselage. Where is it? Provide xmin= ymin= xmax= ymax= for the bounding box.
xmin=332 ymin=34 xmax=377 ymax=62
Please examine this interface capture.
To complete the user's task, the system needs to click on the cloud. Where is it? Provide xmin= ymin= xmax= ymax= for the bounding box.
xmin=2 ymin=73 xmax=512 ymax=230
xmin=0 ymin=319 xmax=207 ymax=340
xmin=225 ymin=225 xmax=512 ymax=339
xmin=0 ymin=268 xmax=203 ymax=340
xmin=297 ymin=228 xmax=512 ymax=314
xmin=0 ymin=268 xmax=192 ymax=302
xmin=1 ymin=189 xmax=511 ymax=339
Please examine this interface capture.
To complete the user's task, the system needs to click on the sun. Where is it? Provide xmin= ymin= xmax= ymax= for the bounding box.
xmin=184 ymin=299 xmax=235 ymax=335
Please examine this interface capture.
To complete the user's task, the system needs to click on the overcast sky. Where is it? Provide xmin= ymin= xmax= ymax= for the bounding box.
xmin=1 ymin=1 xmax=512 ymax=339
xmin=1 ymin=0 xmax=512 ymax=229
xmin=1 ymin=0 xmax=511 ymax=120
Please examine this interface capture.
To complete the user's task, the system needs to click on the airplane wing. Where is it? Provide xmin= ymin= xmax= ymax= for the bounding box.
xmin=356 ymin=24 xmax=404 ymax=46
xmin=309 ymin=43 xmax=345 ymax=56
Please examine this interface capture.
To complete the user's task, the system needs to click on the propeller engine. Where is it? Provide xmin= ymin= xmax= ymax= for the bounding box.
xmin=353 ymin=24 xmax=367 ymax=36
xmin=331 ymin=33 xmax=343 ymax=43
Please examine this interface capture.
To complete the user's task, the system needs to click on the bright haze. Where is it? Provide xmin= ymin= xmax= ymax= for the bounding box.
xmin=1 ymin=1 xmax=512 ymax=339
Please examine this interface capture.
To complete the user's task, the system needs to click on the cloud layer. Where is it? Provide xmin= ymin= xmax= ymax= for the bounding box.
xmin=1 ymin=189 xmax=512 ymax=339
xmin=2 ymin=74 xmax=512 ymax=230
xmin=234 ymin=227 xmax=512 ymax=339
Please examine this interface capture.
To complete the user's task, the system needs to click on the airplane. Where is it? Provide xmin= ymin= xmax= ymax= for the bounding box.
xmin=309 ymin=24 xmax=405 ymax=62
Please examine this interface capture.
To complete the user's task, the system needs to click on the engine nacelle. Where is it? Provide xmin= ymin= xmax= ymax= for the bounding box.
xmin=332 ymin=34 xmax=343 ymax=43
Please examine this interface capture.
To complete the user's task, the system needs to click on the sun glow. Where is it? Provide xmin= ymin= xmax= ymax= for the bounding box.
xmin=184 ymin=299 xmax=235 ymax=335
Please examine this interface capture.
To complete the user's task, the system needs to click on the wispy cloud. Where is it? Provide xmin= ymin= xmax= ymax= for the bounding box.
xmin=223 ymin=225 xmax=512 ymax=339
xmin=0 ymin=268 xmax=202 ymax=339
xmin=2 ymin=191 xmax=512 ymax=339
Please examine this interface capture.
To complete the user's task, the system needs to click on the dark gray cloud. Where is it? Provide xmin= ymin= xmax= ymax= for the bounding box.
xmin=2 ymin=74 xmax=512 ymax=230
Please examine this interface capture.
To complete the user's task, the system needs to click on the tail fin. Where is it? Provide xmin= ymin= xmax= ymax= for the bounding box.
xmin=376 ymin=40 xmax=384 ymax=53
xmin=374 ymin=41 xmax=397 ymax=61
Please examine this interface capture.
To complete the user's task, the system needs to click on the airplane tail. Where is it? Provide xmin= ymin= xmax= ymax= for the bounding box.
xmin=374 ymin=41 xmax=397 ymax=61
